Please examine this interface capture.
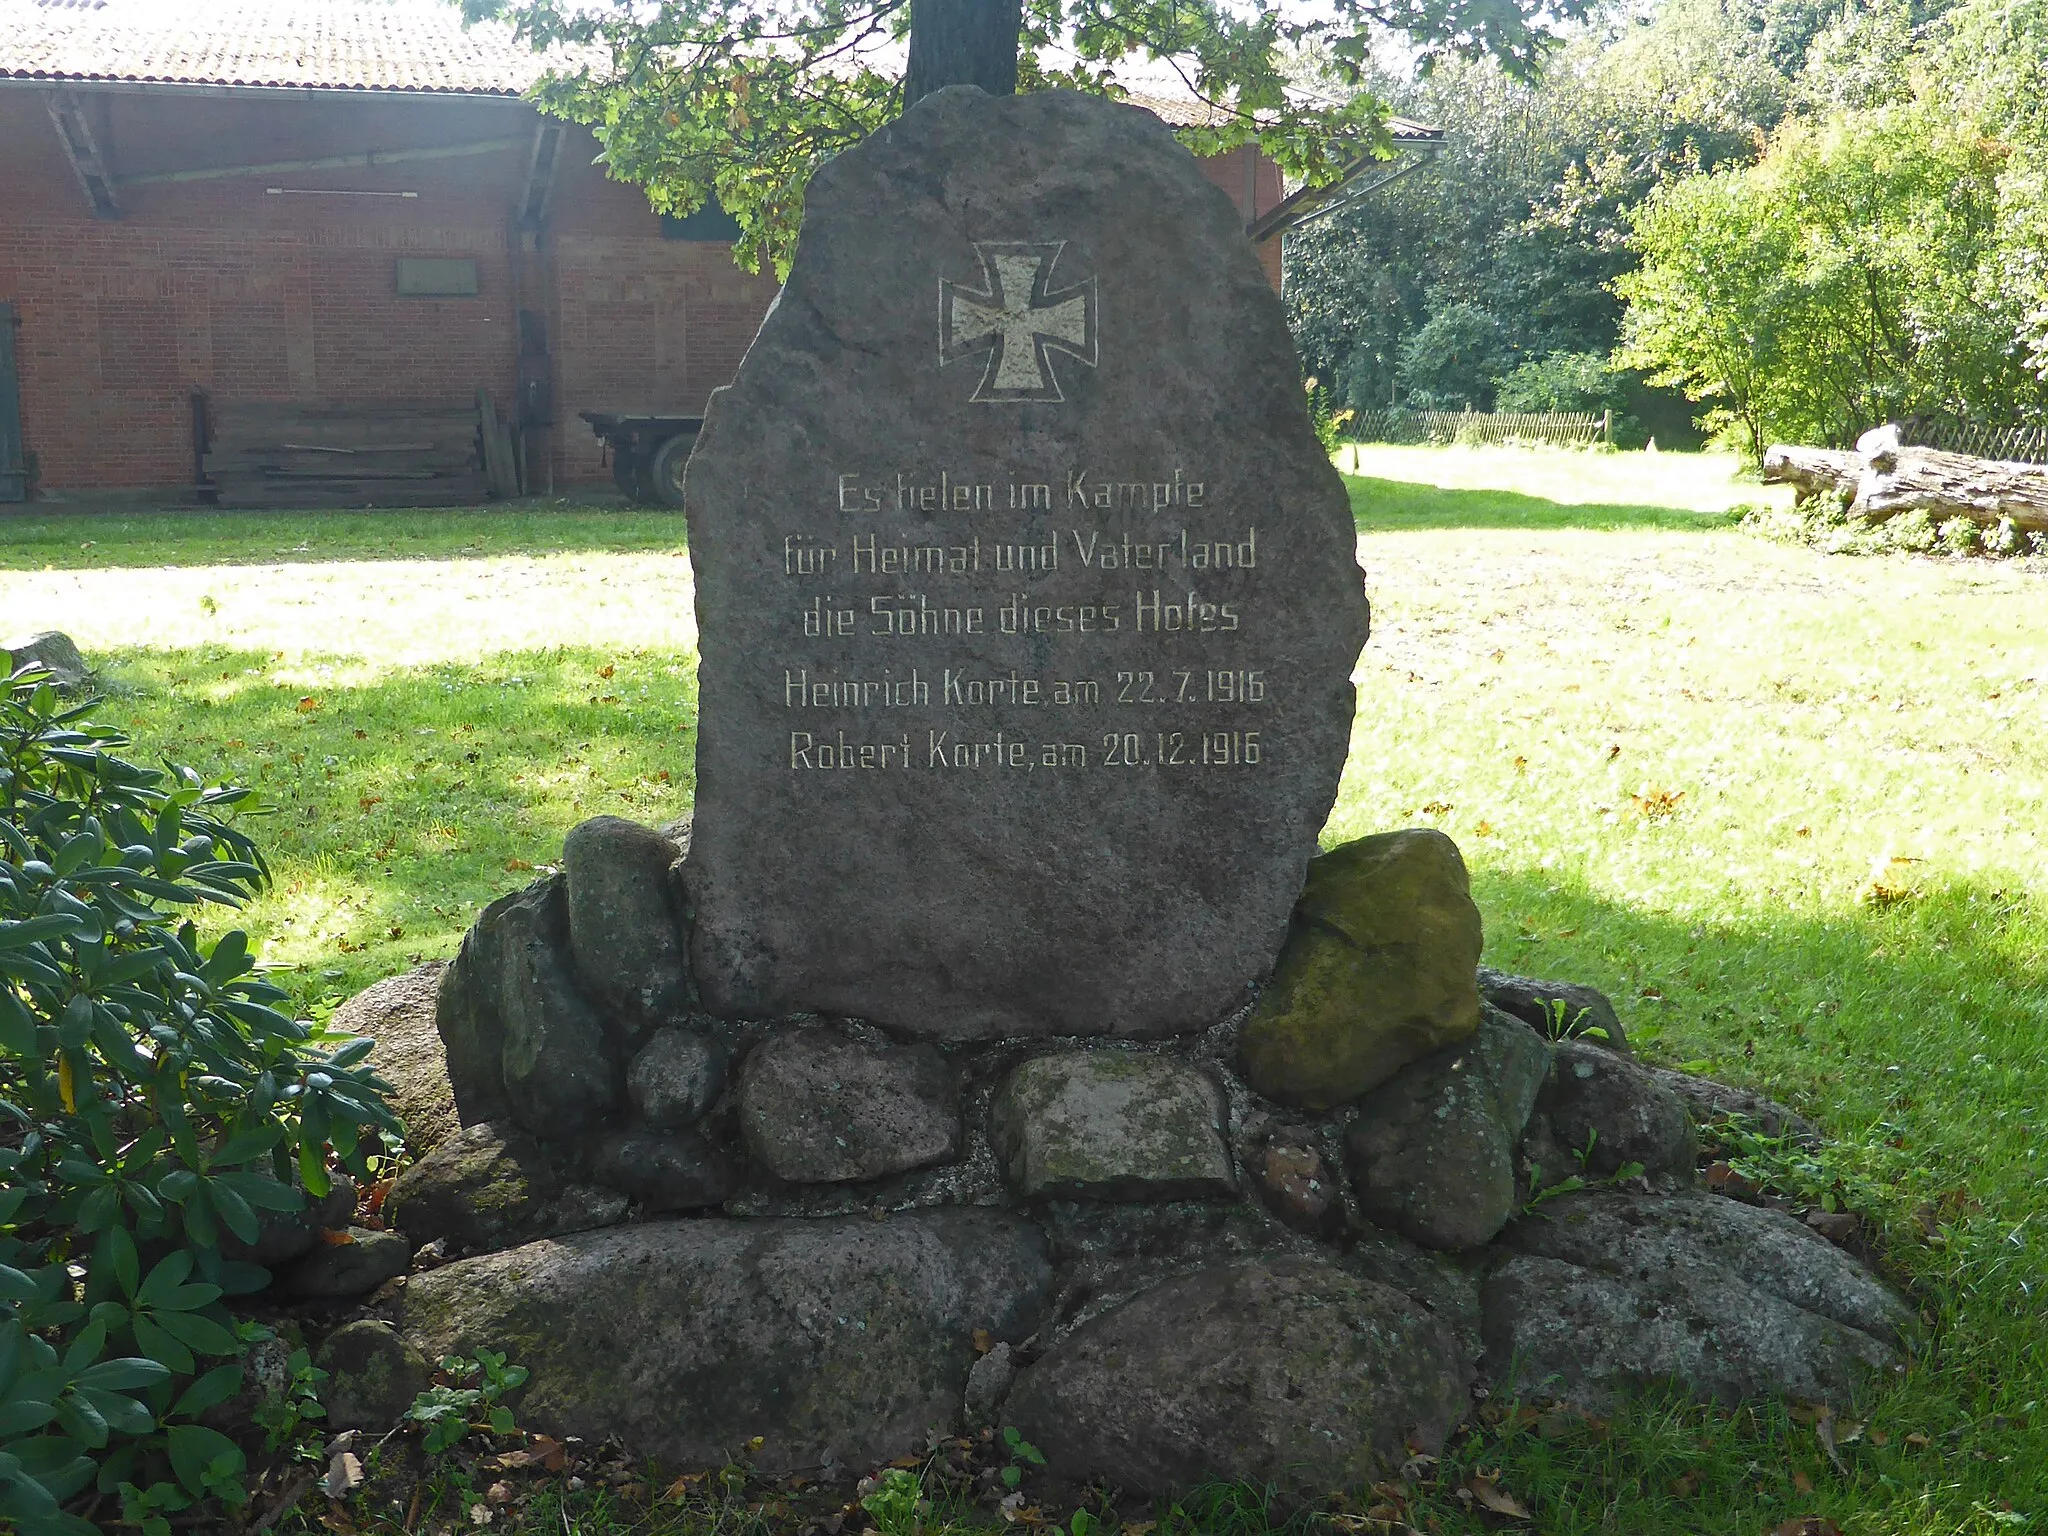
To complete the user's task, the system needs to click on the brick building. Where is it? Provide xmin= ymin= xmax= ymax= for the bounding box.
xmin=0 ymin=0 xmax=1322 ymax=502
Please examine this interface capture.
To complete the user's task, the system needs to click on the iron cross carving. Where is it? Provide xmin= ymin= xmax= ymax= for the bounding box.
xmin=939 ymin=242 xmax=1099 ymax=403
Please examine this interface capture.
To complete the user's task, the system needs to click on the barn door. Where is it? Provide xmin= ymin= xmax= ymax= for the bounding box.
xmin=0 ymin=303 xmax=24 ymax=502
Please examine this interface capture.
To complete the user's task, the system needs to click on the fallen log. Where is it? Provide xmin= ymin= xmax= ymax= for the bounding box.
xmin=1763 ymin=425 xmax=2048 ymax=533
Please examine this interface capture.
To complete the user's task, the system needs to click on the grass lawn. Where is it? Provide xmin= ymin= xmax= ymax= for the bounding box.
xmin=2 ymin=448 xmax=2043 ymax=1534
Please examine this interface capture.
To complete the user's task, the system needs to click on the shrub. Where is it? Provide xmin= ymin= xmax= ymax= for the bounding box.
xmin=1937 ymin=516 xmax=1982 ymax=555
xmin=1493 ymin=351 xmax=1628 ymax=415
xmin=0 ymin=668 xmax=399 ymax=1533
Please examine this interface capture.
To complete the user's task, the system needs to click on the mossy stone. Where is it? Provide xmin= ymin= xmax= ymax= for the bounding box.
xmin=1238 ymin=828 xmax=1484 ymax=1109
xmin=317 ymin=1320 xmax=432 ymax=1430
xmin=988 ymin=1052 xmax=1234 ymax=1201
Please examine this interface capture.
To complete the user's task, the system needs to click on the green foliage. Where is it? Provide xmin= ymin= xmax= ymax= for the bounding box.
xmin=468 ymin=0 xmax=1589 ymax=277
xmin=0 ymin=669 xmax=398 ymax=1530
xmin=1288 ymin=0 xmax=1792 ymax=426
xmin=251 ymin=1347 xmax=327 ymax=1457
xmin=1618 ymin=105 xmax=2044 ymax=459
xmin=402 ymin=1351 xmax=529 ymax=1456
xmin=997 ymin=1425 xmax=1044 ymax=1490
xmin=859 ymin=1466 xmax=928 ymax=1536
xmin=1494 ymin=351 xmax=1627 ymax=415
xmin=1304 ymin=378 xmax=1353 ymax=452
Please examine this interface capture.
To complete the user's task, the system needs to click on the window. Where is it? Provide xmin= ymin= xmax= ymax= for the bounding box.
xmin=395 ymin=257 xmax=481 ymax=297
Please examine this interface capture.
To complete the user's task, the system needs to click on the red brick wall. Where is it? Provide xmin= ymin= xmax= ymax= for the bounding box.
xmin=1197 ymin=145 xmax=1286 ymax=292
xmin=0 ymin=87 xmax=780 ymax=494
xmin=0 ymin=86 xmax=1280 ymax=497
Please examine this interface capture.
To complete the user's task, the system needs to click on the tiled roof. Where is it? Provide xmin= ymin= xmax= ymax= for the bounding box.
xmin=0 ymin=0 xmax=1444 ymax=147
xmin=0 ymin=0 xmax=553 ymax=94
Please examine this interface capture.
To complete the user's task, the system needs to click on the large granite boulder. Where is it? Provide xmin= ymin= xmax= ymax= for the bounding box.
xmin=385 ymin=1122 xmax=627 ymax=1256
xmin=436 ymin=878 xmax=622 ymax=1139
xmin=398 ymin=1210 xmax=1053 ymax=1475
xmin=737 ymin=1026 xmax=960 ymax=1184
xmin=1485 ymin=1190 xmax=1912 ymax=1409
xmin=1521 ymin=1039 xmax=1697 ymax=1187
xmin=1345 ymin=1006 xmax=1551 ymax=1250
xmin=1477 ymin=966 xmax=1630 ymax=1056
xmin=562 ymin=815 xmax=692 ymax=1033
xmin=1238 ymin=830 xmax=1485 ymax=1109
xmin=1004 ymin=1256 xmax=1470 ymax=1496
xmin=333 ymin=963 xmax=460 ymax=1155
xmin=988 ymin=1052 xmax=1234 ymax=1201
xmin=681 ymin=86 xmax=1368 ymax=1041
xmin=3 ymin=631 xmax=90 ymax=690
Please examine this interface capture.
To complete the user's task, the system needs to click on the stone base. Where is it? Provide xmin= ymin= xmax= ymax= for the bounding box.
xmin=330 ymin=819 xmax=1908 ymax=1498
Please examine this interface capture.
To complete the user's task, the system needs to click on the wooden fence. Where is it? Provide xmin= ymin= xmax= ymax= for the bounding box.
xmin=1900 ymin=421 xmax=2048 ymax=464
xmin=1349 ymin=408 xmax=1610 ymax=449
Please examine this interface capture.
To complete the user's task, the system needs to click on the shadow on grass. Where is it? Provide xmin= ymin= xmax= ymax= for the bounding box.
xmin=1345 ymin=474 xmax=1747 ymax=533
xmin=0 ymin=504 xmax=684 ymax=570
xmin=97 ymin=642 xmax=2045 ymax=1533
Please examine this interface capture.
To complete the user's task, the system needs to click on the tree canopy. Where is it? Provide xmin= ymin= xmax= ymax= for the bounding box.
xmin=464 ymin=0 xmax=1591 ymax=272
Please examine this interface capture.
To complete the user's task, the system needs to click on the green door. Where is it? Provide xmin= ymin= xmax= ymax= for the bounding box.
xmin=0 ymin=303 xmax=24 ymax=502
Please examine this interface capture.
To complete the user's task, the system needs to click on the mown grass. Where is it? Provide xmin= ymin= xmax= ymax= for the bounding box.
xmin=4 ymin=447 xmax=2044 ymax=1534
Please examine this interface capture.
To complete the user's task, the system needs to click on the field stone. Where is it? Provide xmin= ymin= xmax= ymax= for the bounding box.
xmin=1254 ymin=1126 xmax=1338 ymax=1236
xmin=385 ymin=1122 xmax=628 ymax=1256
xmin=1641 ymin=1065 xmax=1820 ymax=1144
xmin=1238 ymin=830 xmax=1484 ymax=1110
xmin=1477 ymin=966 xmax=1630 ymax=1056
xmin=562 ymin=816 xmax=691 ymax=1033
xmin=1484 ymin=1253 xmax=1901 ymax=1411
xmin=317 ymin=1320 xmax=433 ymax=1431
xmin=586 ymin=1128 xmax=736 ymax=1212
xmin=988 ymin=1052 xmax=1234 ymax=1201
xmin=627 ymin=1027 xmax=727 ymax=1130
xmin=219 ymin=1174 xmax=356 ymax=1270
xmin=332 ymin=963 xmax=459 ymax=1154
xmin=1004 ymin=1255 xmax=1471 ymax=1496
xmin=962 ymin=1342 xmax=1015 ymax=1426
xmin=1344 ymin=1005 xmax=1551 ymax=1250
xmin=738 ymin=1026 xmax=961 ymax=1184
xmin=1497 ymin=1189 xmax=1914 ymax=1344
xmin=281 ymin=1227 xmax=413 ymax=1299
xmin=1485 ymin=1189 xmax=1912 ymax=1410
xmin=397 ymin=1209 xmax=1052 ymax=1474
xmin=682 ymin=86 xmax=1368 ymax=1043
xmin=437 ymin=877 xmax=623 ymax=1139
xmin=1535 ymin=1039 xmax=1697 ymax=1181
xmin=3 ymin=631 xmax=90 ymax=689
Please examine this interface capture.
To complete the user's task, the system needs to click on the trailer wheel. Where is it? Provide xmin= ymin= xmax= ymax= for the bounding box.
xmin=650 ymin=430 xmax=699 ymax=508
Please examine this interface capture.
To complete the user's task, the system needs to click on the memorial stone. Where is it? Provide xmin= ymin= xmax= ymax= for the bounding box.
xmin=683 ymin=87 xmax=1370 ymax=1038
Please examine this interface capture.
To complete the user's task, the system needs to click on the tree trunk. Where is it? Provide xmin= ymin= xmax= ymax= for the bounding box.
xmin=902 ymin=0 xmax=1022 ymax=110
xmin=1762 ymin=428 xmax=2048 ymax=534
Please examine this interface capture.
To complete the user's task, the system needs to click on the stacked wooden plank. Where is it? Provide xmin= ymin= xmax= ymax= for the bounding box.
xmin=199 ymin=400 xmax=488 ymax=509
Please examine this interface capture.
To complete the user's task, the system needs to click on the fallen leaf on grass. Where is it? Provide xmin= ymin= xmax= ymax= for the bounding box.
xmin=1857 ymin=854 xmax=1923 ymax=908
xmin=1629 ymin=786 xmax=1685 ymax=821
xmin=599 ymin=664 xmax=616 ymax=679
xmin=357 ymin=796 xmax=383 ymax=811
xmin=1460 ymin=1471 xmax=1529 ymax=1519
xmin=1792 ymin=1469 xmax=1815 ymax=1494
xmin=1905 ymin=1432 xmax=1931 ymax=1449
xmin=1669 ymin=1472 xmax=1700 ymax=1498
xmin=1419 ymin=800 xmax=1452 ymax=816
xmin=1770 ymin=1521 xmax=1843 ymax=1536
xmin=1472 ymin=820 xmax=1496 ymax=837
xmin=298 ymin=696 xmax=322 ymax=712
xmin=503 ymin=858 xmax=534 ymax=873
